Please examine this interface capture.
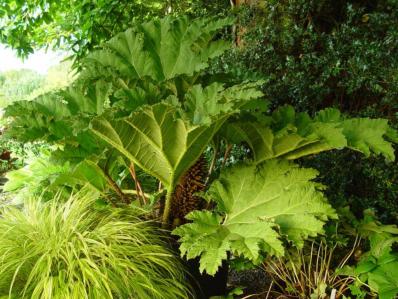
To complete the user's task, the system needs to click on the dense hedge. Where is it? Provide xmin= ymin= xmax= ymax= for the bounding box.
xmin=216 ymin=0 xmax=398 ymax=114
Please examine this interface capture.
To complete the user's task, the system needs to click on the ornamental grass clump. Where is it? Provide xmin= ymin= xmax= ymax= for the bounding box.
xmin=0 ymin=191 xmax=191 ymax=299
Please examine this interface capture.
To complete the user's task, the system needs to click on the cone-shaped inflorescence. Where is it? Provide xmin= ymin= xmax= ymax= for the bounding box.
xmin=171 ymin=155 xmax=208 ymax=225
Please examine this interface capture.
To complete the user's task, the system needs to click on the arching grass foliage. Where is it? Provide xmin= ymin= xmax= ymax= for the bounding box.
xmin=0 ymin=190 xmax=191 ymax=299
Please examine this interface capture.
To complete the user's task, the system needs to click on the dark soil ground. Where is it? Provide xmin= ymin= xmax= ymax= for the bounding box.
xmin=228 ymin=268 xmax=274 ymax=298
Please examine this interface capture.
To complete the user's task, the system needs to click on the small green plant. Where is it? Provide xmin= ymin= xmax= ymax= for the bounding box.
xmin=264 ymin=240 xmax=359 ymax=298
xmin=339 ymin=214 xmax=398 ymax=299
xmin=0 ymin=190 xmax=191 ymax=299
xmin=2 ymin=153 xmax=71 ymax=204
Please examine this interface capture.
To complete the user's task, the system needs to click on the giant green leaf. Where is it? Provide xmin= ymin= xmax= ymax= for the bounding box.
xmin=4 ymin=81 xmax=111 ymax=144
xmin=312 ymin=108 xmax=396 ymax=161
xmin=90 ymin=103 xmax=226 ymax=189
xmin=82 ymin=16 xmax=233 ymax=82
xmin=173 ymin=160 xmax=337 ymax=275
xmin=4 ymin=92 xmax=72 ymax=142
xmin=4 ymin=92 xmax=70 ymax=119
xmin=222 ymin=106 xmax=396 ymax=162
xmin=222 ymin=120 xmax=348 ymax=162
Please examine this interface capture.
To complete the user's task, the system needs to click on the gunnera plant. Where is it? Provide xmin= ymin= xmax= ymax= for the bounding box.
xmin=0 ymin=190 xmax=191 ymax=299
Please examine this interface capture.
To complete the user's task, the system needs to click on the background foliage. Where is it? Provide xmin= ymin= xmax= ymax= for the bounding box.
xmin=0 ymin=0 xmax=229 ymax=64
xmin=0 ymin=70 xmax=44 ymax=107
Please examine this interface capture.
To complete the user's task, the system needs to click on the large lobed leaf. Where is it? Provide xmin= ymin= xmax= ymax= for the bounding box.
xmin=4 ymin=92 xmax=72 ymax=142
xmin=3 ymin=155 xmax=114 ymax=203
xmin=90 ymin=103 xmax=226 ymax=190
xmin=4 ymin=80 xmax=111 ymax=144
xmin=224 ymin=106 xmax=396 ymax=162
xmin=82 ymin=16 xmax=233 ymax=82
xmin=173 ymin=160 xmax=337 ymax=275
xmin=3 ymin=155 xmax=71 ymax=204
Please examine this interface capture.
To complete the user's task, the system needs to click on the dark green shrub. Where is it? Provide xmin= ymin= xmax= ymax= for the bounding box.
xmin=303 ymin=149 xmax=398 ymax=224
xmin=213 ymin=0 xmax=398 ymax=115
